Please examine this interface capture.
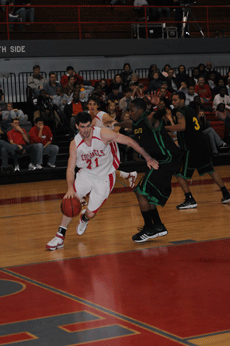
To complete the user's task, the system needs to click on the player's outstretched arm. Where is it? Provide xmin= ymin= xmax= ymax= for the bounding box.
xmin=165 ymin=111 xmax=186 ymax=132
xmin=100 ymin=128 xmax=159 ymax=170
xmin=65 ymin=140 xmax=78 ymax=199
xmin=113 ymin=120 xmax=132 ymax=129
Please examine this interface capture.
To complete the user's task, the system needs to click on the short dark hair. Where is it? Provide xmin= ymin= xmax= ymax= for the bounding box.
xmin=112 ymin=84 xmax=120 ymax=90
xmin=130 ymin=98 xmax=147 ymax=112
xmin=34 ymin=117 xmax=43 ymax=124
xmin=124 ymin=87 xmax=132 ymax=93
xmin=87 ymin=95 xmax=100 ymax=106
xmin=175 ymin=92 xmax=186 ymax=101
xmin=75 ymin=112 xmax=92 ymax=125
xmin=68 ymin=75 xmax=75 ymax=81
xmin=33 ymin=65 xmax=40 ymax=70
xmin=49 ymin=71 xmax=56 ymax=77
xmin=66 ymin=66 xmax=74 ymax=71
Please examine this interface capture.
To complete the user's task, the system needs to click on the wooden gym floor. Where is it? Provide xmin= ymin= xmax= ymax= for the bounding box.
xmin=0 ymin=165 xmax=230 ymax=345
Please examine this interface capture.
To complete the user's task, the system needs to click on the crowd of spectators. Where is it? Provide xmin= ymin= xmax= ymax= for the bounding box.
xmin=1 ymin=61 xmax=230 ymax=173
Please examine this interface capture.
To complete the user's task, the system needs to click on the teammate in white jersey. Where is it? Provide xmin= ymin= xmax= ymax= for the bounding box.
xmin=87 ymin=95 xmax=138 ymax=188
xmin=46 ymin=111 xmax=159 ymax=250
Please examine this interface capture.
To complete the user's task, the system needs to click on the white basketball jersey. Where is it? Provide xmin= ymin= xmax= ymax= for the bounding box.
xmin=74 ymin=126 xmax=120 ymax=176
xmin=91 ymin=111 xmax=106 ymax=128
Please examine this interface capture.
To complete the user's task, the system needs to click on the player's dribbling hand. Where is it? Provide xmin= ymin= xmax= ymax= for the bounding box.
xmin=147 ymin=158 xmax=159 ymax=170
xmin=64 ymin=188 xmax=77 ymax=199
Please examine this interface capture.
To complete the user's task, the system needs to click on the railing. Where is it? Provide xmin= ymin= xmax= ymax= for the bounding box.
xmin=0 ymin=4 xmax=230 ymax=40
xmin=1 ymin=66 xmax=229 ymax=103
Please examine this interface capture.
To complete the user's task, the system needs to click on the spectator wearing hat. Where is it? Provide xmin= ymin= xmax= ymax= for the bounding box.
xmin=60 ymin=66 xmax=84 ymax=88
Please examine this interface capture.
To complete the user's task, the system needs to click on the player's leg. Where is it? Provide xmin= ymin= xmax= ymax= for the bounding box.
xmin=117 ymin=170 xmax=137 ymax=188
xmin=77 ymin=171 xmax=116 ymax=236
xmin=176 ymin=175 xmax=197 ymax=209
xmin=208 ymin=170 xmax=230 ymax=203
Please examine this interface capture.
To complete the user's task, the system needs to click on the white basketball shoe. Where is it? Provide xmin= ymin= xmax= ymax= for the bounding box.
xmin=46 ymin=233 xmax=64 ymax=250
xmin=77 ymin=210 xmax=89 ymax=236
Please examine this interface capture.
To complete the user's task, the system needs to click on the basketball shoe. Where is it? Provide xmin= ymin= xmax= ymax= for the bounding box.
xmin=126 ymin=171 xmax=137 ymax=188
xmin=176 ymin=197 xmax=197 ymax=210
xmin=77 ymin=210 xmax=88 ymax=236
xmin=46 ymin=233 xmax=64 ymax=250
xmin=132 ymin=224 xmax=168 ymax=243
xmin=222 ymin=193 xmax=230 ymax=204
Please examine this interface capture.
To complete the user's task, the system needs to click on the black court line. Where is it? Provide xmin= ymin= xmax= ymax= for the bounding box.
xmin=1 ymin=268 xmax=194 ymax=346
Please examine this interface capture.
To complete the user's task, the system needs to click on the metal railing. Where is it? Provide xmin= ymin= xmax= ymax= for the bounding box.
xmin=0 ymin=4 xmax=230 ymax=40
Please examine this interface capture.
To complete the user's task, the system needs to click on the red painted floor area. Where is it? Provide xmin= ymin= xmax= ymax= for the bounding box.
xmin=1 ymin=238 xmax=230 ymax=345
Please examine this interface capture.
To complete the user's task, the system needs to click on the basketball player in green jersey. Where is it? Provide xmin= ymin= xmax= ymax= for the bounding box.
xmin=165 ymin=92 xmax=230 ymax=209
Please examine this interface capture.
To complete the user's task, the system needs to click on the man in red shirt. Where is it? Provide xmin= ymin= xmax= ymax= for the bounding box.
xmin=29 ymin=117 xmax=59 ymax=168
xmin=7 ymin=118 xmax=40 ymax=171
xmin=60 ymin=66 xmax=83 ymax=88
xmin=195 ymin=77 xmax=212 ymax=103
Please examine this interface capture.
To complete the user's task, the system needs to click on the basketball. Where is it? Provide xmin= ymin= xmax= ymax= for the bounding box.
xmin=61 ymin=197 xmax=82 ymax=217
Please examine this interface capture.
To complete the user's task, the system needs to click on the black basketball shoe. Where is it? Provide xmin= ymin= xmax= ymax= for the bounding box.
xmin=222 ymin=193 xmax=230 ymax=204
xmin=132 ymin=224 xmax=168 ymax=243
xmin=176 ymin=198 xmax=197 ymax=210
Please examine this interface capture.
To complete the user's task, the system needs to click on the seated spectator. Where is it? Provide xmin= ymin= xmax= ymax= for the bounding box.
xmin=28 ymin=65 xmax=48 ymax=97
xmin=135 ymin=82 xmax=146 ymax=98
xmin=14 ymin=0 xmax=34 ymax=26
xmin=78 ymin=81 xmax=94 ymax=105
xmin=36 ymin=89 xmax=62 ymax=129
xmin=129 ymin=81 xmax=139 ymax=98
xmin=8 ymin=2 xmax=24 ymax=32
xmin=213 ymin=87 xmax=230 ymax=111
xmin=178 ymin=81 xmax=188 ymax=94
xmin=7 ymin=117 xmax=40 ymax=171
xmin=120 ymin=63 xmax=133 ymax=88
xmin=165 ymin=68 xmax=179 ymax=93
xmin=191 ymin=67 xmax=200 ymax=85
xmin=52 ymin=87 xmax=68 ymax=125
xmin=176 ymin=65 xmax=190 ymax=85
xmin=109 ymin=74 xmax=124 ymax=93
xmin=64 ymin=91 xmax=83 ymax=140
xmin=107 ymin=101 xmax=118 ymax=121
xmin=204 ymin=62 xmax=221 ymax=81
xmin=208 ymin=72 xmax=218 ymax=93
xmin=119 ymin=88 xmax=134 ymax=111
xmin=212 ymin=78 xmax=227 ymax=97
xmin=149 ymin=71 xmax=164 ymax=91
xmin=0 ymin=124 xmax=23 ymax=173
xmin=162 ymin=108 xmax=178 ymax=147
xmin=156 ymin=86 xmax=171 ymax=101
xmin=215 ymin=103 xmax=230 ymax=131
xmin=95 ymin=78 xmax=110 ymax=95
xmin=60 ymin=66 xmax=83 ymax=88
xmin=162 ymin=64 xmax=171 ymax=78
xmin=185 ymin=85 xmax=198 ymax=106
xmin=43 ymin=72 xmax=62 ymax=98
xmin=108 ymin=84 xmax=124 ymax=106
xmin=197 ymin=109 xmax=229 ymax=156
xmin=62 ymin=75 xmax=75 ymax=98
xmin=197 ymin=63 xmax=206 ymax=79
xmin=148 ymin=64 xmax=160 ymax=81
xmin=1 ymin=102 xmax=28 ymax=122
xmin=188 ymin=95 xmax=205 ymax=114
xmin=195 ymin=77 xmax=212 ymax=103
xmin=129 ymin=72 xmax=139 ymax=85
xmin=29 ymin=117 xmax=59 ymax=168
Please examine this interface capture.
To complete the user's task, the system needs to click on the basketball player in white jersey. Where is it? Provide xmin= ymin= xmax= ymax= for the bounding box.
xmin=87 ymin=95 xmax=138 ymax=188
xmin=46 ymin=111 xmax=159 ymax=250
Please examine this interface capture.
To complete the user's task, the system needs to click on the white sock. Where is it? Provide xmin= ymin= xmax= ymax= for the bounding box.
xmin=119 ymin=171 xmax=129 ymax=179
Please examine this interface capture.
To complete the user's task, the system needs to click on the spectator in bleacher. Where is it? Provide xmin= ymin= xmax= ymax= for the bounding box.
xmin=165 ymin=68 xmax=179 ymax=93
xmin=195 ymin=77 xmax=212 ymax=103
xmin=28 ymin=65 xmax=48 ymax=97
xmin=62 ymin=75 xmax=75 ymax=98
xmin=14 ymin=0 xmax=34 ymax=26
xmin=178 ymin=81 xmax=188 ymax=95
xmin=196 ymin=109 xmax=229 ymax=156
xmin=197 ymin=63 xmax=206 ymax=79
xmin=148 ymin=64 xmax=158 ymax=81
xmin=7 ymin=117 xmax=40 ymax=171
xmin=79 ymin=81 xmax=94 ymax=104
xmin=43 ymin=72 xmax=62 ymax=98
xmin=213 ymin=87 xmax=230 ymax=111
xmin=107 ymin=101 xmax=118 ymax=120
xmin=96 ymin=78 xmax=110 ymax=95
xmin=185 ymin=85 xmax=198 ymax=106
xmin=149 ymin=71 xmax=164 ymax=91
xmin=29 ymin=117 xmax=59 ymax=168
xmin=64 ymin=91 xmax=83 ymax=140
xmin=0 ymin=124 xmax=23 ymax=173
xmin=188 ymin=95 xmax=205 ymax=114
xmin=118 ymin=111 xmax=134 ymax=162
xmin=129 ymin=81 xmax=139 ymax=98
xmin=204 ymin=62 xmax=221 ymax=81
xmin=176 ymin=65 xmax=190 ymax=85
xmin=36 ymin=89 xmax=62 ymax=129
xmin=52 ymin=87 xmax=68 ymax=126
xmin=162 ymin=64 xmax=171 ymax=78
xmin=215 ymin=103 xmax=230 ymax=131
xmin=108 ymin=84 xmax=124 ymax=106
xmin=8 ymin=2 xmax=24 ymax=32
xmin=1 ymin=102 xmax=27 ymax=122
xmin=207 ymin=72 xmax=218 ymax=94
xmin=212 ymin=78 xmax=227 ymax=97
xmin=109 ymin=74 xmax=124 ymax=93
xmin=120 ymin=63 xmax=133 ymax=88
xmin=60 ymin=66 xmax=83 ymax=88
xmin=119 ymin=88 xmax=134 ymax=111
xmin=191 ymin=67 xmax=200 ymax=85
xmin=129 ymin=72 xmax=139 ymax=85
xmin=156 ymin=85 xmax=171 ymax=101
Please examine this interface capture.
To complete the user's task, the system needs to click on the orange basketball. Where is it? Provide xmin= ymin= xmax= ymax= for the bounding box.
xmin=61 ymin=197 xmax=82 ymax=218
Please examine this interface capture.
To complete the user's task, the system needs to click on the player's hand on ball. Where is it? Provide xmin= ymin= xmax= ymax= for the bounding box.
xmin=64 ymin=188 xmax=77 ymax=199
